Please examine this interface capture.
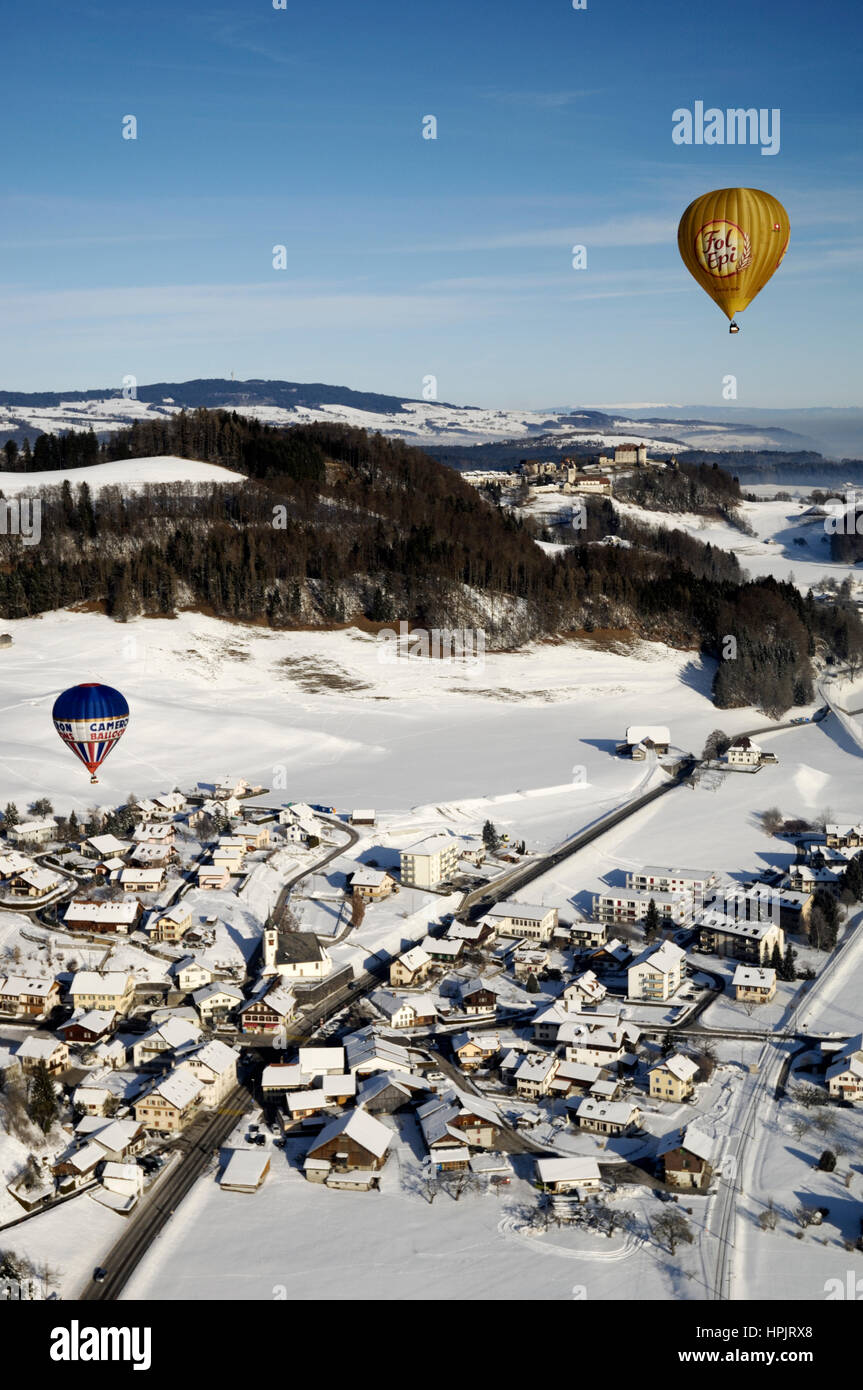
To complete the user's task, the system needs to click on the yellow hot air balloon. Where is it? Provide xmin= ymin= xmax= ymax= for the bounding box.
xmin=678 ymin=188 xmax=790 ymax=332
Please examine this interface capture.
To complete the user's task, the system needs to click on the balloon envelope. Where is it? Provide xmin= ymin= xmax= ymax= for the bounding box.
xmin=677 ymin=187 xmax=790 ymax=322
xmin=52 ymin=683 xmax=129 ymax=778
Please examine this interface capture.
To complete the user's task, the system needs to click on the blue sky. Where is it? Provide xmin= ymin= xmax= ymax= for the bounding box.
xmin=2 ymin=0 xmax=861 ymax=406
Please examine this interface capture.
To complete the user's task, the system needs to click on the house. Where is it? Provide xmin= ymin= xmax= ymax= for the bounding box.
xmin=119 ymin=866 xmax=166 ymax=893
xmin=826 ymin=1034 xmax=863 ymax=1101
xmin=322 ymin=1073 xmax=356 ymax=1104
xmin=625 ymin=726 xmax=670 ymax=756
xmin=131 ymin=1016 xmax=202 ymax=1068
xmin=733 ymin=965 xmax=777 ymax=1004
xmin=0 ymin=975 xmax=60 ymax=1018
xmin=101 ymin=1162 xmax=145 ymax=1202
xmin=131 ymin=822 xmax=175 ymax=848
xmin=183 ymin=1040 xmax=239 ymax=1105
xmin=149 ymin=904 xmax=193 ymax=944
xmin=356 ymin=1071 xmax=429 ymax=1113
xmin=459 ymin=838 xmax=486 ymax=866
xmin=825 ymin=823 xmax=863 ymax=849
xmin=399 ymin=834 xmax=461 ymax=890
xmin=238 ymin=982 xmax=297 ymax=1033
xmin=649 ymin=1054 xmax=700 ymax=1102
xmin=192 ymin=981 xmax=243 ymax=1025
xmin=573 ymin=1098 xmax=641 ymax=1136
xmin=51 ymin=1139 xmax=107 ymax=1191
xmin=570 ymin=919 xmax=607 ymax=951
xmin=696 ymin=910 xmax=785 ymax=965
xmin=514 ymin=1051 xmax=558 ymax=1098
xmin=305 ymin=1107 xmax=392 ymax=1172
xmin=419 ymin=1088 xmax=500 ymax=1149
xmin=10 ymin=817 xmax=57 ymax=846
xmin=344 ymin=1029 xmax=413 ymax=1077
xmin=76 ymin=1116 xmax=146 ymax=1161
xmin=726 ymin=736 xmax=763 ymax=767
xmin=63 ymin=899 xmax=142 ymax=934
xmin=421 ymin=935 xmax=463 ymax=965
xmin=219 ymin=1148 xmax=270 ymax=1193
xmin=595 ymin=889 xmax=691 ymax=928
xmin=171 ymin=957 xmax=216 ymax=993
xmin=0 ymin=850 xmax=35 ymax=877
xmin=349 ymin=867 xmax=396 ymax=902
xmin=233 ymin=823 xmax=271 ymax=850
xmin=197 ymin=864 xmax=232 ymax=891
xmin=487 ymin=901 xmax=558 ymax=943
xmin=447 ymin=918 xmax=496 ymax=947
xmin=625 ymin=866 xmax=716 ymax=901
xmin=389 ymin=945 xmax=431 ymax=988
xmin=212 ymin=838 xmax=246 ymax=871
xmin=563 ymin=971 xmax=607 ymax=1008
xmin=69 ymin=971 xmax=135 ymax=1015
xmin=298 ymin=1046 xmax=346 ymax=1075
xmin=415 ymin=1097 xmax=470 ymax=1170
xmin=134 ymin=1067 xmax=205 ymax=1132
xmin=16 ymin=1034 xmax=69 ymax=1073
xmin=153 ymin=791 xmax=186 ymax=818
xmin=456 ymin=977 xmax=499 ymax=1015
xmin=261 ymin=928 xmax=332 ymax=983
xmin=587 ymin=938 xmax=632 ymax=973
xmin=350 ymin=809 xmax=376 ymax=827
xmin=549 ymin=1061 xmax=605 ymax=1098
xmin=8 ymin=866 xmax=62 ymax=898
xmin=658 ymin=1126 xmax=715 ymax=1189
xmin=535 ymin=1156 xmax=602 ymax=1194
xmin=82 ymin=834 xmax=131 ymax=859
xmin=373 ymin=991 xmax=437 ymax=1029
xmin=563 ymin=1023 xmax=638 ymax=1069
xmin=627 ymin=941 xmax=687 ymax=1002
xmin=784 ymin=864 xmax=841 ymax=895
xmin=450 ymin=1031 xmax=499 ymax=1071
xmin=512 ymin=947 xmax=549 ymax=979
xmin=60 ymin=1009 xmax=117 ymax=1045
xmin=287 ymin=1088 xmax=332 ymax=1121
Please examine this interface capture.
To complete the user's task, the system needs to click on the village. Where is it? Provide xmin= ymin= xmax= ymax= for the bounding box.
xmin=2 ymin=735 xmax=863 ymax=1299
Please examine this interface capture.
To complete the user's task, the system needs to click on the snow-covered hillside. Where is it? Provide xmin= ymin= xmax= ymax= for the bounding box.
xmin=0 ymin=455 xmax=245 ymax=496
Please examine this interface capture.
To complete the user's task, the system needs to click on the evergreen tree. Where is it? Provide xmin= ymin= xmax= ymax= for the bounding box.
xmin=770 ymin=942 xmax=783 ymax=977
xmin=526 ymin=973 xmax=540 ymax=995
xmin=481 ymin=820 xmax=500 ymax=853
xmin=28 ymin=1062 xmax=59 ymax=1133
xmin=3 ymin=802 xmax=19 ymax=829
xmin=644 ymin=898 xmax=660 ymax=942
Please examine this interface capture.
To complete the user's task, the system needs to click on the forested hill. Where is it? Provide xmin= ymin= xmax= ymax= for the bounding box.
xmin=0 ymin=410 xmax=861 ymax=717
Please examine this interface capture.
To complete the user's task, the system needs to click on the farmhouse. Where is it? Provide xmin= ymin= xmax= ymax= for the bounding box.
xmin=238 ymin=982 xmax=297 ymax=1033
xmin=658 ymin=1126 xmax=715 ymax=1190
xmin=63 ymin=899 xmax=142 ymax=934
xmin=726 ymin=736 xmax=763 ymax=767
xmin=625 ymin=725 xmax=670 ymax=756
xmin=305 ymin=1108 xmax=392 ymax=1173
xmin=456 ymin=976 xmax=499 ymax=1015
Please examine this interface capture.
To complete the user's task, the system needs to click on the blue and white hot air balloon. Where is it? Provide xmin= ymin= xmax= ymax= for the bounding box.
xmin=52 ymin=683 xmax=130 ymax=784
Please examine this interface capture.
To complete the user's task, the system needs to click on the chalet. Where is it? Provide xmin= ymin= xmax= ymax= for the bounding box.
xmin=287 ymin=1088 xmax=331 ymax=1121
xmin=587 ymin=938 xmax=632 ymax=973
xmin=192 ymin=981 xmax=243 ymax=1025
xmin=627 ymin=941 xmax=686 ymax=1002
xmin=134 ymin=1068 xmax=205 ymax=1133
xmin=373 ymin=991 xmax=437 ymax=1029
xmin=562 ymin=971 xmax=607 ymax=1008
xmin=456 ymin=976 xmax=499 ymax=1015
xmin=238 ymin=982 xmax=297 ymax=1033
xmin=153 ymin=791 xmax=186 ymax=818
xmin=63 ymin=899 xmax=142 ymax=934
xmin=535 ymin=1156 xmax=602 ymax=1194
xmin=450 ymin=1031 xmax=499 ymax=1071
xmin=696 ymin=909 xmax=785 ymax=965
xmin=76 ymin=1116 xmax=146 ymax=1161
xmin=487 ymin=901 xmax=558 ymax=943
xmin=550 ymin=1061 xmax=605 ymax=1098
xmin=261 ymin=928 xmax=332 ymax=983
xmin=595 ymin=888 xmax=691 ymax=928
xmin=0 ymin=850 xmax=35 ymax=877
xmin=16 ymin=1034 xmax=69 ymax=1073
xmin=129 ymin=842 xmax=173 ymax=868
xmin=60 ymin=1009 xmax=117 ymax=1045
xmin=825 ymin=823 xmax=863 ymax=850
xmin=733 ymin=965 xmax=777 ymax=1004
xmin=419 ymin=1088 xmax=500 ymax=1149
xmin=416 ymin=1096 xmax=470 ymax=1170
xmin=514 ymin=1051 xmax=558 ymax=1098
xmin=726 ymin=736 xmax=763 ymax=767
xmin=150 ymin=903 xmax=193 ymax=944
xmin=219 ymin=1149 xmax=270 ymax=1193
xmin=131 ymin=822 xmax=175 ymax=848
xmin=389 ymin=945 xmax=431 ymax=988
xmin=421 ymin=935 xmax=463 ymax=965
xmin=52 ymin=1139 xmax=107 ymax=1191
xmin=447 ymin=918 xmax=496 ymax=947
xmin=305 ymin=1107 xmax=392 ymax=1173
xmin=8 ymin=866 xmax=62 ymax=898
xmin=573 ymin=1098 xmax=641 ymax=1136
xmin=233 ymin=823 xmax=271 ymax=850
xmin=69 ymin=971 xmax=135 ymax=1015
xmin=349 ymin=867 xmax=396 ymax=902
xmin=658 ymin=1126 xmax=715 ymax=1190
xmin=563 ymin=1023 xmax=638 ymax=1068
xmin=649 ymin=1054 xmax=700 ymax=1102
xmin=0 ymin=975 xmax=60 ymax=1018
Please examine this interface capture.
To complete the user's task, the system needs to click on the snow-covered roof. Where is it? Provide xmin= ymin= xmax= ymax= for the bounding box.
xmin=65 ymin=900 xmax=139 ymax=925
xmin=220 ymin=1148 xmax=270 ymax=1188
xmin=653 ymin=1053 xmax=700 ymax=1083
xmin=535 ymin=1156 xmax=601 ymax=1185
xmin=310 ymin=1107 xmax=393 ymax=1159
xmin=733 ymin=965 xmax=776 ymax=989
xmin=70 ymin=970 xmax=132 ymax=995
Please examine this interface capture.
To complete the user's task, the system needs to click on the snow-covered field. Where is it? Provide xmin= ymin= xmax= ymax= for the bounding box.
xmin=0 ymin=455 xmax=245 ymax=496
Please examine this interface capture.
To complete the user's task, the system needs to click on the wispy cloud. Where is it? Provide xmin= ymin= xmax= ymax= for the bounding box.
xmin=480 ymin=88 xmax=603 ymax=110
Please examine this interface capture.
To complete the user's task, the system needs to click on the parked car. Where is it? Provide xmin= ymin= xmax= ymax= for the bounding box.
xmin=93 ymin=1267 xmax=108 ymax=1283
